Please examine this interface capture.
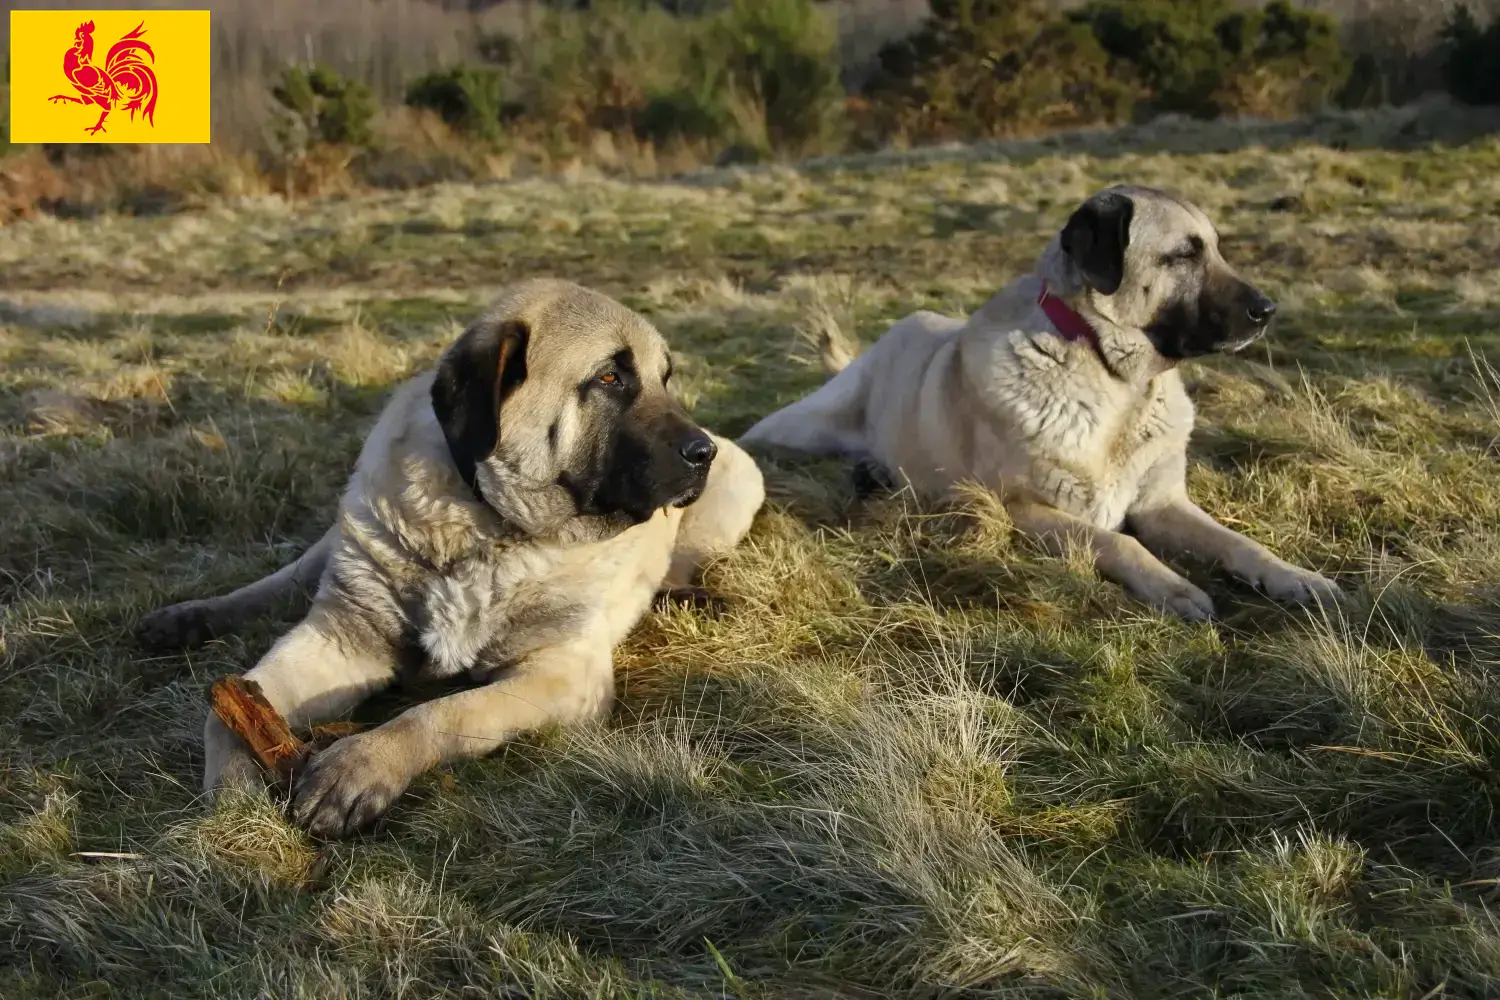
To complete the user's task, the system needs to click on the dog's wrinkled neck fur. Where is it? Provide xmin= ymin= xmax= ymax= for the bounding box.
xmin=476 ymin=452 xmax=647 ymax=548
xmin=1033 ymin=237 xmax=1178 ymax=386
xmin=350 ymin=379 xmax=612 ymax=584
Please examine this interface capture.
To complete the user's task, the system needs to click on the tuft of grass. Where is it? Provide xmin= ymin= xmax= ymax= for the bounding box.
xmin=5 ymin=122 xmax=1500 ymax=997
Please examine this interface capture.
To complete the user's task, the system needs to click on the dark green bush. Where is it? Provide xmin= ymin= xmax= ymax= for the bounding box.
xmin=406 ymin=66 xmax=506 ymax=140
xmin=1076 ymin=0 xmax=1349 ymax=118
xmin=1215 ymin=0 xmax=1350 ymax=115
xmin=631 ymin=0 xmax=843 ymax=157
xmin=863 ymin=0 xmax=1135 ymax=142
xmin=703 ymin=0 xmax=845 ymax=153
xmin=271 ymin=64 xmax=377 ymax=148
xmin=1444 ymin=5 xmax=1500 ymax=106
xmin=518 ymin=1 xmax=683 ymax=136
xmin=635 ymin=76 xmax=734 ymax=145
xmin=1078 ymin=0 xmax=1231 ymax=117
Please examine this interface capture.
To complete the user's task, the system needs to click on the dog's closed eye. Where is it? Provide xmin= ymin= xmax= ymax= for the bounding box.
xmin=1159 ymin=235 xmax=1204 ymax=265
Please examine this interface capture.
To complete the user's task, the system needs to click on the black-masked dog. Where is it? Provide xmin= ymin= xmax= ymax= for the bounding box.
xmin=139 ymin=279 xmax=765 ymax=837
xmin=740 ymin=185 xmax=1338 ymax=620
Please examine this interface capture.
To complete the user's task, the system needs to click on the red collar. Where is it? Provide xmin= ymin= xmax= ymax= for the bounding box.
xmin=1037 ymin=281 xmax=1102 ymax=353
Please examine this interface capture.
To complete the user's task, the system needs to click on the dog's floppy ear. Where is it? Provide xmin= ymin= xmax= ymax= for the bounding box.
xmin=1060 ymin=191 xmax=1135 ymax=296
xmin=431 ymin=317 xmax=530 ymax=489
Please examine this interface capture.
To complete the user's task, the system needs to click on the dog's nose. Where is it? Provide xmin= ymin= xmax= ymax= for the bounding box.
xmin=1247 ymin=296 xmax=1277 ymax=325
xmin=679 ymin=433 xmax=717 ymax=468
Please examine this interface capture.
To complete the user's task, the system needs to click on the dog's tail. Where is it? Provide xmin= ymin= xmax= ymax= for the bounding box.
xmin=800 ymin=299 xmax=860 ymax=376
xmin=818 ymin=324 xmax=859 ymax=376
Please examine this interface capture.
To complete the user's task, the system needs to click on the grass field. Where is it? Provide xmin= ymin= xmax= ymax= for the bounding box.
xmin=6 ymin=105 xmax=1500 ymax=997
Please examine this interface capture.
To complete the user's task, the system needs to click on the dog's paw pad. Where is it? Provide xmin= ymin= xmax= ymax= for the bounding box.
xmin=291 ymin=736 xmax=409 ymax=840
xmin=1260 ymin=566 xmax=1342 ymax=607
xmin=1150 ymin=583 xmax=1216 ymax=622
xmin=137 ymin=600 xmax=219 ymax=651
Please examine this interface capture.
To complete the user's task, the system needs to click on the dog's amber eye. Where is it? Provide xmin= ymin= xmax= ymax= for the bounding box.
xmin=599 ymin=372 xmax=620 ymax=385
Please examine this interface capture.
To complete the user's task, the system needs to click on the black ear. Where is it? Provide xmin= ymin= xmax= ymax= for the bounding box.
xmin=1060 ymin=191 xmax=1135 ymax=296
xmin=431 ymin=318 xmax=530 ymax=489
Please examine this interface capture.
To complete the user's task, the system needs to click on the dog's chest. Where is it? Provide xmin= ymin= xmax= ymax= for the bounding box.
xmin=410 ymin=547 xmax=578 ymax=680
xmin=406 ymin=512 xmax=678 ymax=681
xmin=1003 ymin=366 xmax=1190 ymax=526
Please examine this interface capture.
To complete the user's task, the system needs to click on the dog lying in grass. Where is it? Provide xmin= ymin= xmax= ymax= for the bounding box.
xmin=740 ymin=185 xmax=1339 ymax=620
xmin=139 ymin=279 xmax=765 ymax=837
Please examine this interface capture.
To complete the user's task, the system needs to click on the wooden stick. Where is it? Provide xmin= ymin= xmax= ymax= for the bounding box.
xmin=208 ymin=676 xmax=309 ymax=781
xmin=208 ymin=677 xmax=366 ymax=786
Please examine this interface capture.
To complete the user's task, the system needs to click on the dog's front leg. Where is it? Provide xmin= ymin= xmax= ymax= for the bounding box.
xmin=1128 ymin=498 xmax=1340 ymax=607
xmin=664 ymin=433 xmax=765 ymax=590
xmin=1007 ymin=499 xmax=1217 ymax=621
xmin=203 ymin=603 xmax=401 ymax=796
xmin=291 ymin=637 xmax=612 ymax=838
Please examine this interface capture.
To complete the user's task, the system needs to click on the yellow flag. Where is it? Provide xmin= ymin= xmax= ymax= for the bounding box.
xmin=9 ymin=10 xmax=211 ymax=143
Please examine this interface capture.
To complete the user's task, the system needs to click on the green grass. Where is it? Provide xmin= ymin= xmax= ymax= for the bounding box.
xmin=5 ymin=113 xmax=1500 ymax=997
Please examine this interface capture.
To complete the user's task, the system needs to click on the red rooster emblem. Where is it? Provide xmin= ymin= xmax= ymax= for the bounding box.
xmin=47 ymin=20 xmax=159 ymax=136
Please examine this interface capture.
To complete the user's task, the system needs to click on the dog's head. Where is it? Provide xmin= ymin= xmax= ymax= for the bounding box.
xmin=430 ymin=279 xmax=716 ymax=538
xmin=1059 ymin=185 xmax=1276 ymax=359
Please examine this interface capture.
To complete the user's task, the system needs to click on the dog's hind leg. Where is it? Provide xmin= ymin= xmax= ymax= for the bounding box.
xmin=137 ymin=524 xmax=338 ymax=651
xmin=737 ymin=352 xmax=873 ymax=458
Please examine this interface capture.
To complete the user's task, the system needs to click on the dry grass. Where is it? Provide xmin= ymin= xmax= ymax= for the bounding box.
xmin=6 ymin=109 xmax=1500 ymax=996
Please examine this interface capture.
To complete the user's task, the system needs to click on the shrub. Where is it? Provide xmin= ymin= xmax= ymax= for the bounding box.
xmin=1076 ymin=0 xmax=1349 ymax=119
xmin=517 ymin=1 xmax=688 ymax=137
xmin=1444 ymin=4 xmax=1500 ymax=106
xmin=863 ymin=0 xmax=1135 ymax=143
xmin=705 ymin=0 xmax=846 ymax=154
xmin=1078 ymin=0 xmax=1232 ymax=118
xmin=476 ymin=32 xmax=520 ymax=69
xmin=271 ymin=64 xmax=377 ymax=149
xmin=406 ymin=66 xmax=506 ymax=140
xmin=635 ymin=73 xmax=735 ymax=146
xmin=1334 ymin=0 xmax=1455 ymax=109
xmin=636 ymin=0 xmax=844 ymax=157
xmin=1214 ymin=1 xmax=1350 ymax=116
xmin=606 ymin=0 xmax=843 ymax=159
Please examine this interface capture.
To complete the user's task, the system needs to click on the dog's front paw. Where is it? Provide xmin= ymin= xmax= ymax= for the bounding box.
xmin=292 ymin=733 xmax=411 ymax=839
xmin=1248 ymin=561 xmax=1342 ymax=607
xmin=203 ymin=715 xmax=269 ymax=798
xmin=1133 ymin=573 xmax=1216 ymax=622
xmin=138 ymin=599 xmax=219 ymax=651
xmin=207 ymin=746 xmax=267 ymax=800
